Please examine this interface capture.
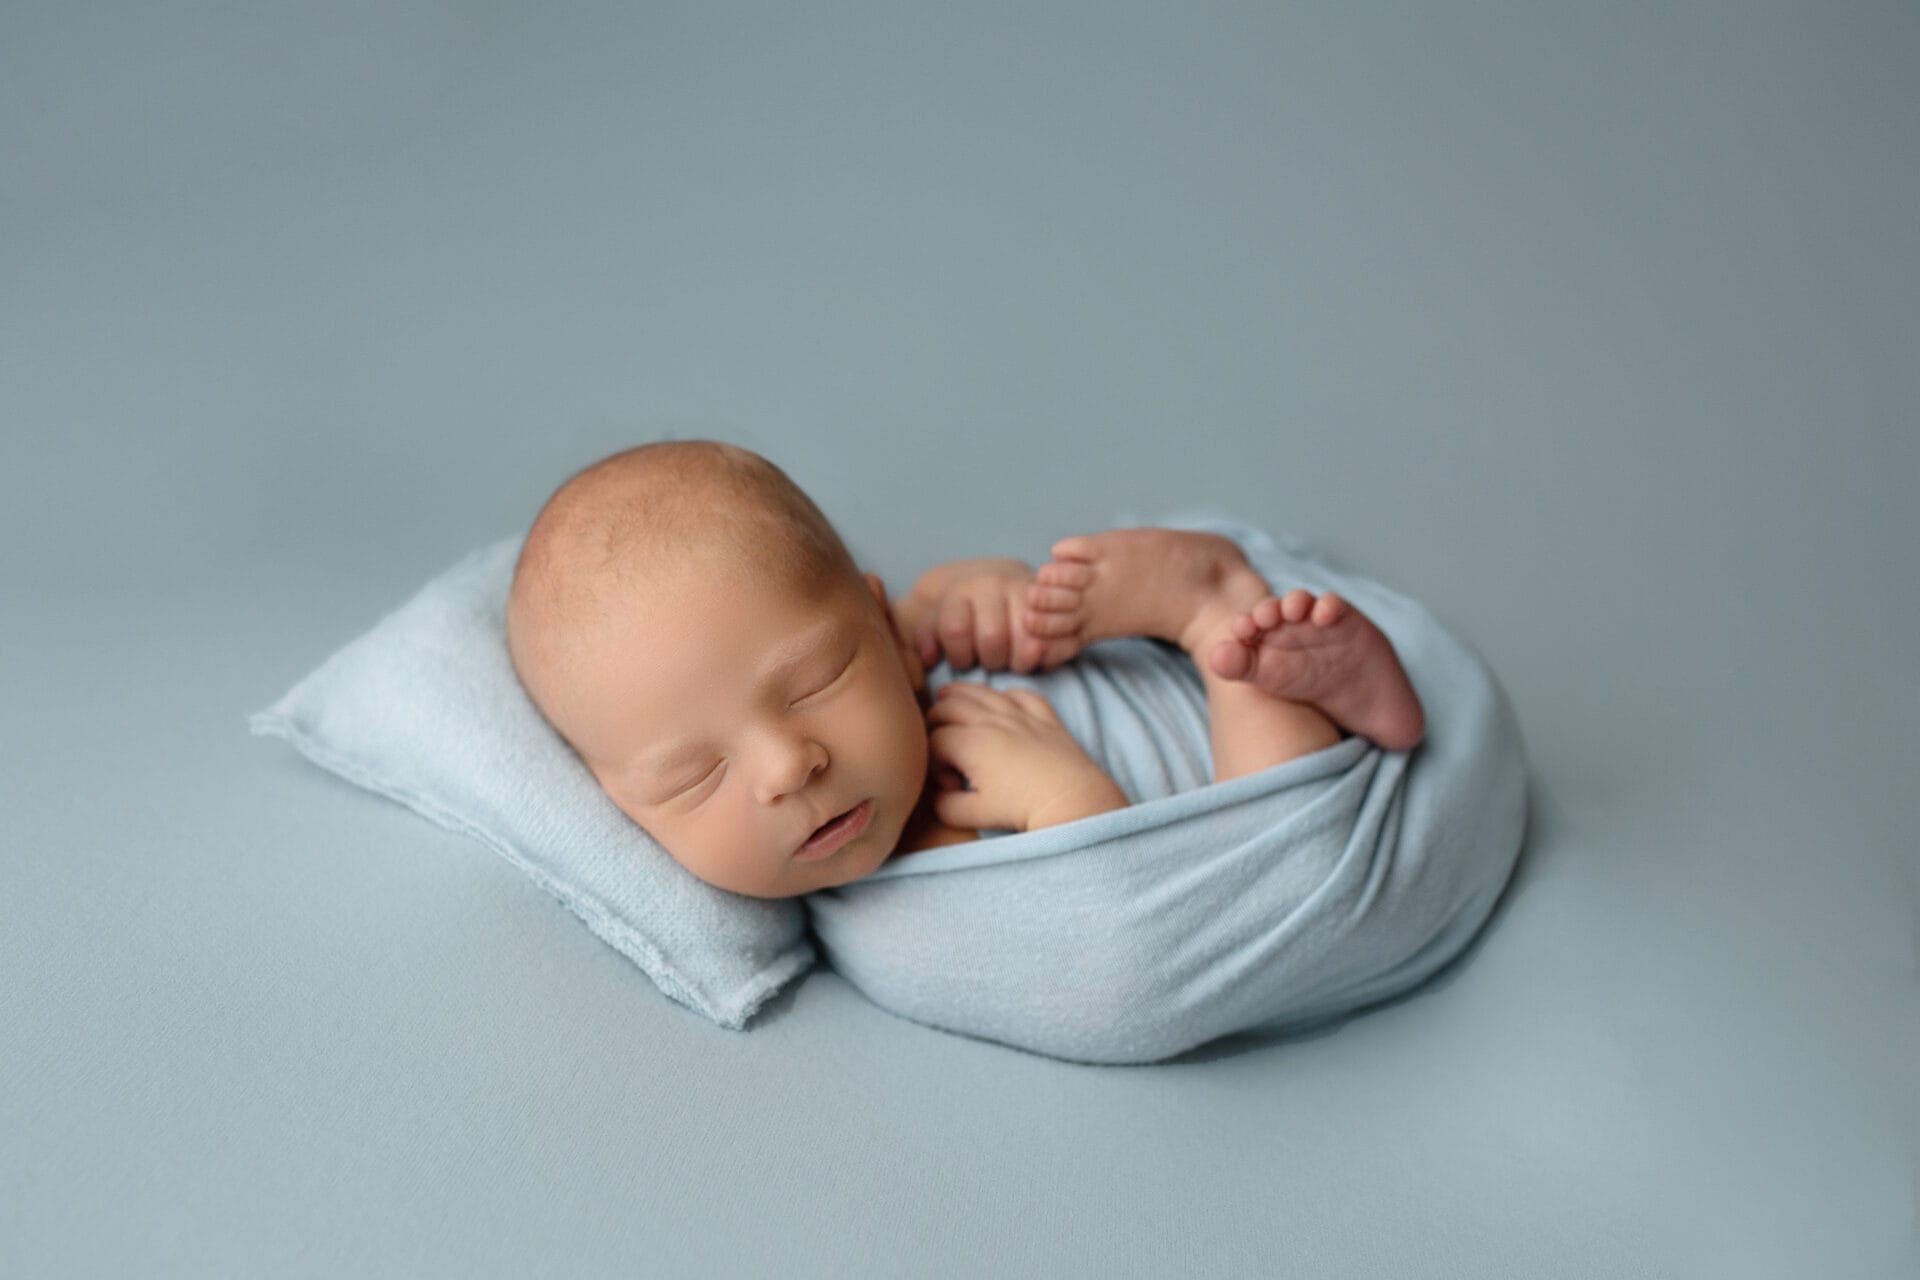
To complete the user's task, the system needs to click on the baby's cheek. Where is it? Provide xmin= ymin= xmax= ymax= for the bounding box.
xmin=877 ymin=696 xmax=930 ymax=780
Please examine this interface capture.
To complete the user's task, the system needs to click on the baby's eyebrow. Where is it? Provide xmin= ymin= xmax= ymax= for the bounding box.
xmin=636 ymin=617 xmax=844 ymax=777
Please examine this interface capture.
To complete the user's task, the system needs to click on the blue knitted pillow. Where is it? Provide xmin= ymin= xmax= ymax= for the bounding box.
xmin=249 ymin=537 xmax=814 ymax=1030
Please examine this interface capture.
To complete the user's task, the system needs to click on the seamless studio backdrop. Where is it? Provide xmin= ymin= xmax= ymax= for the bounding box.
xmin=3 ymin=3 xmax=1915 ymax=1278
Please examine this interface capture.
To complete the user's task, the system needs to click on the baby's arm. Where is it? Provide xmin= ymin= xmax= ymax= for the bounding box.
xmin=924 ymin=683 xmax=1128 ymax=832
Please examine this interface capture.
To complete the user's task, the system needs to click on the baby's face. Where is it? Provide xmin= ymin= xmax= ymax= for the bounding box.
xmin=561 ymin=563 xmax=930 ymax=898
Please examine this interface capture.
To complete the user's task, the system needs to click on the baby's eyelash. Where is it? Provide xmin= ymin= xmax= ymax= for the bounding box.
xmin=668 ymin=761 xmax=720 ymax=799
xmin=794 ymin=650 xmax=857 ymax=704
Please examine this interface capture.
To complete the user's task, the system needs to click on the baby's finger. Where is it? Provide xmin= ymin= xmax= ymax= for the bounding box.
xmin=934 ymin=681 xmax=1014 ymax=705
xmin=972 ymin=589 xmax=1011 ymax=670
xmin=1006 ymin=689 xmax=1059 ymax=721
xmin=938 ymin=594 xmax=977 ymax=670
xmin=928 ymin=682 xmax=1000 ymax=717
xmin=1009 ymin=631 xmax=1042 ymax=674
xmin=927 ymin=724 xmax=989 ymax=778
xmin=932 ymin=786 xmax=994 ymax=833
xmin=924 ymin=698 xmax=974 ymax=726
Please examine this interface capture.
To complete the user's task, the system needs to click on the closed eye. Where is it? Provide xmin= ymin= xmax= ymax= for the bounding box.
xmin=792 ymin=649 xmax=857 ymax=706
xmin=663 ymin=761 xmax=721 ymax=802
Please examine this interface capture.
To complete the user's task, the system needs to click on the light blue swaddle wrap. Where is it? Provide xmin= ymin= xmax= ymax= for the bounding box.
xmin=805 ymin=515 xmax=1528 ymax=1065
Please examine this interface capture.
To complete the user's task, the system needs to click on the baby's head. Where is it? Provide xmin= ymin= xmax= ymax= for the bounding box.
xmin=506 ymin=441 xmax=931 ymax=899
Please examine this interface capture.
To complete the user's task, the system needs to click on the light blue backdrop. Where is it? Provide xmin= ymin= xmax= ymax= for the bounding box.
xmin=3 ymin=3 xmax=1913 ymax=1276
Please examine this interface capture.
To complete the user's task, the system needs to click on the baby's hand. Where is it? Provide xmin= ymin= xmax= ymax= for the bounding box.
xmin=897 ymin=558 xmax=1078 ymax=674
xmin=925 ymin=683 xmax=1129 ymax=833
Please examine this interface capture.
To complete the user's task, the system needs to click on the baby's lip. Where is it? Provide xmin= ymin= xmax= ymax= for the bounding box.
xmin=792 ymin=799 xmax=873 ymax=860
xmin=800 ymin=803 xmax=853 ymax=844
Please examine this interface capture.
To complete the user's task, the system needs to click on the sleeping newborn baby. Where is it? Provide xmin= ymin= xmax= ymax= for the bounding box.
xmin=504 ymin=440 xmax=1426 ymax=899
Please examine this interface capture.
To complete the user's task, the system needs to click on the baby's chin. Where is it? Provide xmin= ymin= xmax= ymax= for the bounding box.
xmin=795 ymin=860 xmax=871 ymax=894
xmin=788 ymin=802 xmax=908 ymax=892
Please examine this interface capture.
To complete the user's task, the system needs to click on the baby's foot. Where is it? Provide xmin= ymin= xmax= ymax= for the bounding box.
xmin=1212 ymin=591 xmax=1426 ymax=751
xmin=1024 ymin=527 xmax=1274 ymax=663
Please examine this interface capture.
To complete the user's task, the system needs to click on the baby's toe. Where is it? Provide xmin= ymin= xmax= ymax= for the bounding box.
xmin=1049 ymin=536 xmax=1100 ymax=563
xmin=1250 ymin=596 xmax=1285 ymax=631
xmin=1036 ymin=560 xmax=1095 ymax=589
xmin=1027 ymin=583 xmax=1083 ymax=613
xmin=1310 ymin=592 xmax=1349 ymax=627
xmin=1023 ymin=608 xmax=1081 ymax=639
xmin=1279 ymin=589 xmax=1315 ymax=624
xmin=1209 ymin=637 xmax=1255 ymax=681
xmin=1039 ymin=638 xmax=1081 ymax=669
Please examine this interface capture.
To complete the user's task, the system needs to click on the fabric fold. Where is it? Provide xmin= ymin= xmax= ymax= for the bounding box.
xmin=806 ymin=515 xmax=1527 ymax=1064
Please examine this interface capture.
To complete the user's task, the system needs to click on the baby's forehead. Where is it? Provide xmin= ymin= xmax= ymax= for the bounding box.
xmin=593 ymin=557 xmax=855 ymax=649
xmin=596 ymin=553 xmax=810 ymax=619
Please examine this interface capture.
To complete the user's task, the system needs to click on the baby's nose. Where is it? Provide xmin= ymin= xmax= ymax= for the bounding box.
xmin=758 ymin=734 xmax=828 ymax=802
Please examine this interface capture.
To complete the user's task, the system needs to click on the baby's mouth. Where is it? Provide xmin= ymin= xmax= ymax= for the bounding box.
xmin=806 ymin=805 xmax=858 ymax=844
xmin=793 ymin=799 xmax=875 ymax=860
